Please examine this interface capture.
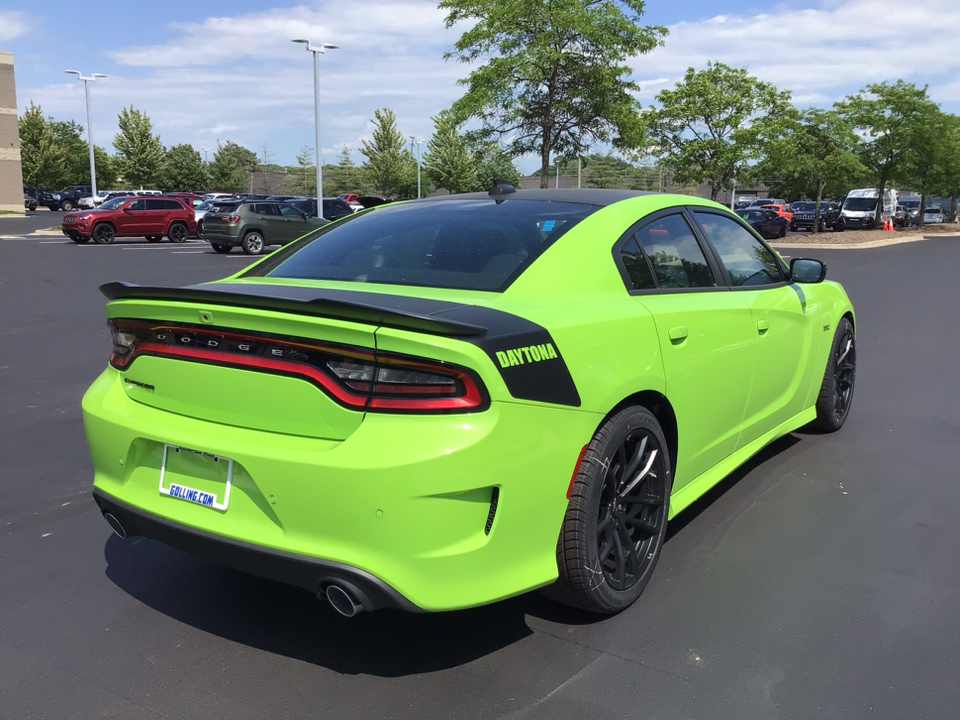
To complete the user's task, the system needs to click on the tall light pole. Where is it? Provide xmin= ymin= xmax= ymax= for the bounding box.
xmin=411 ymin=137 xmax=425 ymax=198
xmin=292 ymin=39 xmax=338 ymax=218
xmin=65 ymin=70 xmax=107 ymax=201
xmin=200 ymin=147 xmax=213 ymax=163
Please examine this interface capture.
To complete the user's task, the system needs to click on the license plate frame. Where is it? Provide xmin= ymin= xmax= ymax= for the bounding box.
xmin=158 ymin=444 xmax=233 ymax=511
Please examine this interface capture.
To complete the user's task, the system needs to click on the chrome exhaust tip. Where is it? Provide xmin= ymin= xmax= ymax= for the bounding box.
xmin=325 ymin=583 xmax=365 ymax=617
xmin=103 ymin=512 xmax=127 ymax=539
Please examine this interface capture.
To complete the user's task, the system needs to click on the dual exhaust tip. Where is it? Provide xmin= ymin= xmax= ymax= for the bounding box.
xmin=102 ymin=510 xmax=368 ymax=617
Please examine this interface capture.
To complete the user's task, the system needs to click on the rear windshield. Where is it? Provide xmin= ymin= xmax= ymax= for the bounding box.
xmin=737 ymin=210 xmax=764 ymax=221
xmin=254 ymin=199 xmax=597 ymax=292
xmin=844 ymin=198 xmax=877 ymax=211
xmin=211 ymin=202 xmax=240 ymax=213
xmin=792 ymin=202 xmax=816 ymax=211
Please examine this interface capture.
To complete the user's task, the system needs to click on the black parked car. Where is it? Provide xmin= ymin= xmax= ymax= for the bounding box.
xmin=790 ymin=201 xmax=840 ymax=232
xmin=286 ymin=196 xmax=356 ymax=221
xmin=45 ymin=185 xmax=92 ymax=211
xmin=736 ymin=208 xmax=789 ymax=239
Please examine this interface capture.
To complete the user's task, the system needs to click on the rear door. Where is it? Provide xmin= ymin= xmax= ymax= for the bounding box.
xmin=692 ymin=210 xmax=816 ymax=445
xmin=252 ymin=203 xmax=283 ymax=244
xmin=621 ymin=211 xmax=756 ymax=491
xmin=145 ymin=198 xmax=175 ymax=235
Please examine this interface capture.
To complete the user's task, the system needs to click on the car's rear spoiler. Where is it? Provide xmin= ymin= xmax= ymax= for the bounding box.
xmin=99 ymin=282 xmax=489 ymax=337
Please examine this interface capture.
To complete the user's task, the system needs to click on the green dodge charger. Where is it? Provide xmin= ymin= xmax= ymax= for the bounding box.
xmin=83 ymin=186 xmax=856 ymax=616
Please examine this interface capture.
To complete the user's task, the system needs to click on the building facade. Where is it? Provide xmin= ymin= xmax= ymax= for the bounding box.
xmin=0 ymin=52 xmax=24 ymax=213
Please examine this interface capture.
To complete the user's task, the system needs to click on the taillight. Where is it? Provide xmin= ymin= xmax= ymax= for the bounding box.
xmin=223 ymin=215 xmax=240 ymax=223
xmin=107 ymin=319 xmax=487 ymax=413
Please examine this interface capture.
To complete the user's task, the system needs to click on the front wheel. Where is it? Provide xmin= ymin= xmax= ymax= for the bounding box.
xmin=543 ymin=406 xmax=672 ymax=614
xmin=167 ymin=223 xmax=188 ymax=243
xmin=93 ymin=223 xmax=115 ymax=244
xmin=241 ymin=231 xmax=265 ymax=255
xmin=211 ymin=243 xmax=232 ymax=254
xmin=810 ymin=317 xmax=856 ymax=432
xmin=61 ymin=199 xmax=74 ymax=212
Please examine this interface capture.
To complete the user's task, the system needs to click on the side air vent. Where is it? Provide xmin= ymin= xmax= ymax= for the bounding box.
xmin=484 ymin=487 xmax=500 ymax=535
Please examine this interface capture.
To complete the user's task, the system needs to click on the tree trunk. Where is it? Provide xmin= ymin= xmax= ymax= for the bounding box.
xmin=709 ymin=181 xmax=719 ymax=202
xmin=918 ymin=193 xmax=926 ymax=228
xmin=875 ymin=176 xmax=886 ymax=228
xmin=813 ymin=183 xmax=824 ymax=235
xmin=951 ymin=195 xmax=958 ymax=223
xmin=539 ymin=126 xmax=552 ymax=189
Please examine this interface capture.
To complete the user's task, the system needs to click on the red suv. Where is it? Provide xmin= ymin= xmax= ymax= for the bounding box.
xmin=62 ymin=196 xmax=197 ymax=244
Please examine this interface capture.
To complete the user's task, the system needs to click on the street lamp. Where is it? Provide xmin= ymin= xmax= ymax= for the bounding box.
xmin=65 ymin=70 xmax=107 ymax=202
xmin=292 ymin=38 xmax=339 ymax=218
xmin=200 ymin=147 xmax=213 ymax=163
xmin=411 ymin=137 xmax=425 ymax=198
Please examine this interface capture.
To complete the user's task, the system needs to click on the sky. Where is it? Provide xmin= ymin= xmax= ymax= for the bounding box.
xmin=4 ymin=0 xmax=960 ymax=175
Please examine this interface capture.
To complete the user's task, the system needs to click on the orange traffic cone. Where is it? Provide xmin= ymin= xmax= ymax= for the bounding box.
xmin=884 ymin=216 xmax=894 ymax=232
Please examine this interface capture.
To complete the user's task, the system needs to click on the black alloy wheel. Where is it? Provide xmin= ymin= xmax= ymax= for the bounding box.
xmin=811 ymin=317 xmax=857 ymax=432
xmin=211 ymin=243 xmax=232 ymax=254
xmin=167 ymin=223 xmax=188 ymax=243
xmin=544 ymin=406 xmax=671 ymax=614
xmin=93 ymin=223 xmax=116 ymax=244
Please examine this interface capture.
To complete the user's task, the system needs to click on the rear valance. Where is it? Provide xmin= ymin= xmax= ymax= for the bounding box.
xmin=99 ymin=282 xmax=489 ymax=337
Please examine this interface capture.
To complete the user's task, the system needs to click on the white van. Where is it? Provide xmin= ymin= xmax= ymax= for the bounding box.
xmin=838 ymin=188 xmax=897 ymax=230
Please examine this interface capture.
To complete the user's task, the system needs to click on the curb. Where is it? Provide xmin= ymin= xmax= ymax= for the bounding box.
xmin=28 ymin=229 xmax=65 ymax=236
xmin=772 ymin=231 xmax=959 ymax=250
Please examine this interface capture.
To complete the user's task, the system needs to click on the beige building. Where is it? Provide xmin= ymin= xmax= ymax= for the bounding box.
xmin=1 ymin=52 xmax=24 ymax=213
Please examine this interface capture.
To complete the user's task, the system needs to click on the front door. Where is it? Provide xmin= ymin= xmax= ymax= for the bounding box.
xmin=116 ymin=198 xmax=149 ymax=234
xmin=278 ymin=203 xmax=309 ymax=243
xmin=252 ymin=203 xmax=283 ymax=244
xmin=628 ymin=212 xmax=756 ymax=491
xmin=691 ymin=210 xmax=816 ymax=446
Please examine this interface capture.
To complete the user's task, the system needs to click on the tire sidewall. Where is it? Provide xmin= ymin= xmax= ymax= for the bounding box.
xmin=574 ymin=407 xmax=672 ymax=612
xmin=242 ymin=232 xmax=264 ymax=255
xmin=93 ymin=223 xmax=115 ymax=244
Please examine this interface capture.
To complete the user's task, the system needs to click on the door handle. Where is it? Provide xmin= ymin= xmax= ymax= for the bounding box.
xmin=757 ymin=319 xmax=770 ymax=334
xmin=668 ymin=325 xmax=688 ymax=344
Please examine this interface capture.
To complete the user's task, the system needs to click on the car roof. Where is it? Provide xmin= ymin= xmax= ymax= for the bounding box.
xmin=402 ymin=188 xmax=658 ymax=208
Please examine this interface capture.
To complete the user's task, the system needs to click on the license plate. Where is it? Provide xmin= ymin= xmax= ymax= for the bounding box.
xmin=159 ymin=444 xmax=233 ymax=511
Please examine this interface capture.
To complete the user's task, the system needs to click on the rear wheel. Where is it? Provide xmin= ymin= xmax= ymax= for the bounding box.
xmin=544 ymin=406 xmax=671 ymax=614
xmin=211 ymin=243 xmax=232 ymax=254
xmin=778 ymin=224 xmax=787 ymax=238
xmin=810 ymin=317 xmax=856 ymax=432
xmin=167 ymin=222 xmax=188 ymax=243
xmin=241 ymin=231 xmax=265 ymax=255
xmin=93 ymin=223 xmax=115 ymax=244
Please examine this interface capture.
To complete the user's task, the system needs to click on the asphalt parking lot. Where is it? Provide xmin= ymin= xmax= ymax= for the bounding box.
xmin=1 ymin=223 xmax=958 ymax=720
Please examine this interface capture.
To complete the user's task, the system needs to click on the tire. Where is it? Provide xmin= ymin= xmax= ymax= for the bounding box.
xmin=60 ymin=199 xmax=74 ymax=212
xmin=809 ymin=317 xmax=856 ymax=433
xmin=241 ymin=231 xmax=265 ymax=255
xmin=543 ymin=406 xmax=672 ymax=614
xmin=92 ymin=223 xmax=116 ymax=244
xmin=146 ymin=236 xmax=162 ymax=243
xmin=211 ymin=243 xmax=232 ymax=254
xmin=70 ymin=235 xmax=89 ymax=244
xmin=167 ymin=222 xmax=188 ymax=243
xmin=778 ymin=224 xmax=787 ymax=238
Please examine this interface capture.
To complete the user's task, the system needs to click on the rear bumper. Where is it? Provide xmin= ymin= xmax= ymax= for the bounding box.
xmin=201 ymin=232 xmax=243 ymax=247
xmin=83 ymin=368 xmax=598 ymax=611
xmin=93 ymin=488 xmax=420 ymax=612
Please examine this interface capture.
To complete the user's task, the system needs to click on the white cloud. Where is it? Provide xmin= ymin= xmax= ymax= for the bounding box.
xmin=0 ymin=11 xmax=31 ymax=42
xmin=629 ymin=0 xmax=960 ymax=104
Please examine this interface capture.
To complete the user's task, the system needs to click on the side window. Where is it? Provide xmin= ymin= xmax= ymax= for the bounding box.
xmin=764 ymin=210 xmax=777 ymax=220
xmin=278 ymin=204 xmax=302 ymax=217
xmin=694 ymin=212 xmax=785 ymax=287
xmin=145 ymin=199 xmax=164 ymax=210
xmin=162 ymin=199 xmax=183 ymax=210
xmin=128 ymin=199 xmax=146 ymax=211
xmin=619 ymin=237 xmax=656 ymax=290
xmin=254 ymin=203 xmax=279 ymax=216
xmin=635 ymin=214 xmax=716 ymax=289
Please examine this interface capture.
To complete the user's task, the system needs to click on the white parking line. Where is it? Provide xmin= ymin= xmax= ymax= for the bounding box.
xmin=171 ymin=251 xmax=205 ymax=254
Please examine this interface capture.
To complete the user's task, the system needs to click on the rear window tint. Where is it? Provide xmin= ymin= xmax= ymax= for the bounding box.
xmin=256 ymin=199 xmax=597 ymax=292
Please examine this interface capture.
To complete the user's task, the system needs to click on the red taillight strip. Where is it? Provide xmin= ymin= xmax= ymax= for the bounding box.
xmin=567 ymin=444 xmax=590 ymax=499
xmin=132 ymin=342 xmax=371 ymax=407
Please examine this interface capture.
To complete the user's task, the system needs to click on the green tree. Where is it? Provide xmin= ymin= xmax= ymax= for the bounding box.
xmin=361 ymin=108 xmax=416 ymax=197
xmin=46 ymin=119 xmax=119 ymax=189
xmin=469 ymin=140 xmax=520 ymax=191
xmin=754 ymin=109 xmax=866 ymax=233
xmin=325 ymin=145 xmax=368 ymax=196
xmin=423 ymin=110 xmax=477 ymax=194
xmin=159 ymin=144 xmax=209 ymax=192
xmin=290 ymin=146 xmax=316 ymax=196
xmin=18 ymin=103 xmax=65 ymax=188
xmin=209 ymin=141 xmax=258 ymax=193
xmin=935 ymin=116 xmax=960 ymax=223
xmin=113 ymin=106 xmax=165 ymax=188
xmin=642 ymin=62 xmax=792 ymax=201
xmin=835 ymin=80 xmax=941 ymax=226
xmin=441 ymin=0 xmax=666 ymax=188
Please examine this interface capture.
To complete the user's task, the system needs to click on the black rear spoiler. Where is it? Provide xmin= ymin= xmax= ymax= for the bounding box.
xmin=99 ymin=282 xmax=489 ymax=337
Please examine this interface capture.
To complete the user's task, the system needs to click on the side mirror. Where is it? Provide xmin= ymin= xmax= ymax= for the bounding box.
xmin=790 ymin=258 xmax=826 ymax=283
xmin=122 ymin=207 xmax=132 ymax=213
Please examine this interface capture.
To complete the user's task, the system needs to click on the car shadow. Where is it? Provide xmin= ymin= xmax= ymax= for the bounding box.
xmin=104 ymin=535 xmax=538 ymax=676
xmin=102 ymin=434 xmax=804 ymax=675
